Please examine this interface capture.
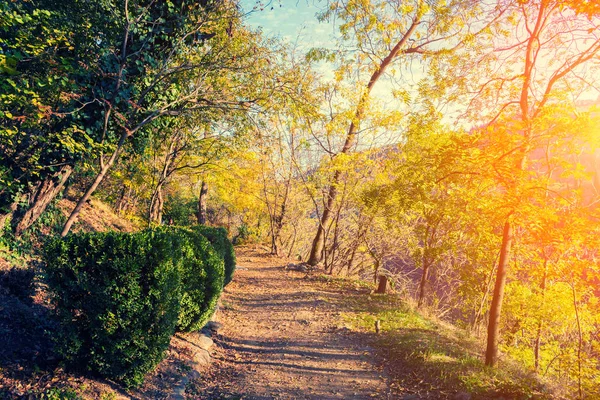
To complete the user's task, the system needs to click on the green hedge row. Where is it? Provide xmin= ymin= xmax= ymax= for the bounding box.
xmin=172 ymin=227 xmax=224 ymax=332
xmin=43 ymin=225 xmax=234 ymax=387
xmin=193 ymin=225 xmax=236 ymax=285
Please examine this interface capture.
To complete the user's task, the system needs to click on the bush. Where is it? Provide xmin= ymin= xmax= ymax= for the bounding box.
xmin=0 ymin=266 xmax=35 ymax=302
xmin=171 ymin=227 xmax=225 ymax=332
xmin=44 ymin=229 xmax=184 ymax=387
xmin=193 ymin=225 xmax=236 ymax=285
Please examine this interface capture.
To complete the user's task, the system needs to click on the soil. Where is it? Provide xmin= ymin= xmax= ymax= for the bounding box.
xmin=188 ymin=246 xmax=391 ymax=399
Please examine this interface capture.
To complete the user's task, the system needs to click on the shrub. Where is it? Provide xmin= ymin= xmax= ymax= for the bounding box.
xmin=193 ymin=225 xmax=236 ymax=285
xmin=43 ymin=229 xmax=184 ymax=387
xmin=0 ymin=266 xmax=35 ymax=302
xmin=170 ymin=227 xmax=225 ymax=332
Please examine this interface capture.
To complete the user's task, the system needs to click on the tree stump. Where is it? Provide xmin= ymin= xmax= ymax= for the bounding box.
xmin=375 ymin=275 xmax=388 ymax=294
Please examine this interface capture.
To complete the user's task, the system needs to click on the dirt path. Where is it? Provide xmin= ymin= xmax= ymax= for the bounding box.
xmin=188 ymin=247 xmax=391 ymax=399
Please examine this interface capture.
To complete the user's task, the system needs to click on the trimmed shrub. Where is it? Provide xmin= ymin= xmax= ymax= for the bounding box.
xmin=170 ymin=227 xmax=225 ymax=332
xmin=193 ymin=225 xmax=236 ymax=285
xmin=43 ymin=229 xmax=184 ymax=387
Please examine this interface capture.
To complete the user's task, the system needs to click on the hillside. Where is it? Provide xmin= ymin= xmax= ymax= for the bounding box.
xmin=56 ymin=198 xmax=139 ymax=234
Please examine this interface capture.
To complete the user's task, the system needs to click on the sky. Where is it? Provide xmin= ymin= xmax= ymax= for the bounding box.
xmin=237 ymin=0 xmax=440 ymax=119
xmin=239 ymin=1 xmax=335 ymax=51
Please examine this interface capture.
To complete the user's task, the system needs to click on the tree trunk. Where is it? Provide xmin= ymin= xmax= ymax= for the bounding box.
xmin=0 ymin=202 xmax=19 ymax=235
xmin=325 ymin=201 xmax=343 ymax=274
xmin=197 ymin=179 xmax=208 ymax=225
xmin=12 ymin=165 xmax=73 ymax=236
xmin=472 ymin=251 xmax=500 ymax=332
xmin=373 ymin=258 xmax=380 ymax=284
xmin=157 ymin=190 xmax=163 ymax=223
xmin=375 ymin=275 xmax=388 ymax=294
xmin=270 ymin=178 xmax=290 ymax=256
xmin=149 ymin=185 xmax=164 ymax=224
xmin=114 ymin=184 xmax=128 ymax=214
xmin=61 ymin=132 xmax=127 ymax=237
xmin=270 ymin=229 xmax=279 ymax=256
xmin=286 ymin=224 xmax=297 ymax=258
xmin=485 ymin=219 xmax=513 ymax=367
xmin=417 ymin=255 xmax=431 ymax=309
xmin=572 ymin=283 xmax=583 ymax=400
xmin=307 ymin=170 xmax=340 ymax=265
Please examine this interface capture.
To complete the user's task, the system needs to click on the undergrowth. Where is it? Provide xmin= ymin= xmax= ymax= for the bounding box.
xmin=319 ymin=275 xmax=561 ymax=400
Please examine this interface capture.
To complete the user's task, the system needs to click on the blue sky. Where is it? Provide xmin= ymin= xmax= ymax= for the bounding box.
xmin=239 ymin=1 xmax=336 ymax=51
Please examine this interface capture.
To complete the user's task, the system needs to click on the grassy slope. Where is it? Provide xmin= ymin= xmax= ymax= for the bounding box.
xmin=316 ymin=275 xmax=563 ymax=400
xmin=56 ymin=198 xmax=139 ymax=234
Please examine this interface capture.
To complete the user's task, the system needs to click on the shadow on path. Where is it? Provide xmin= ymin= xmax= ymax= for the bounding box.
xmin=187 ymin=246 xmax=390 ymax=400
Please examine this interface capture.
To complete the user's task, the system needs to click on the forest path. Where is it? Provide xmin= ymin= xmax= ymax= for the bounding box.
xmin=188 ymin=246 xmax=391 ymax=399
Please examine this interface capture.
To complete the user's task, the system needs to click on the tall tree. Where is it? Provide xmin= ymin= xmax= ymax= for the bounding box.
xmin=0 ymin=0 xmax=117 ymax=235
xmin=306 ymin=0 xmax=503 ymax=265
xmin=451 ymin=0 xmax=600 ymax=367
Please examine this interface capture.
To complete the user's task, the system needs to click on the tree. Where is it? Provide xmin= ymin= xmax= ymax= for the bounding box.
xmin=0 ymin=0 xmax=117 ymax=235
xmin=60 ymin=0 xmax=279 ymax=236
xmin=450 ymin=0 xmax=600 ymax=367
xmin=305 ymin=0 xmax=504 ymax=266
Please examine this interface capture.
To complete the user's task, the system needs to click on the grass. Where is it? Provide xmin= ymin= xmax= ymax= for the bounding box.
xmin=38 ymin=387 xmax=82 ymax=400
xmin=319 ymin=276 xmax=559 ymax=399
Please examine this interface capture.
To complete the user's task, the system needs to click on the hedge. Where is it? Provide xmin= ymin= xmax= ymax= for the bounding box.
xmin=193 ymin=225 xmax=236 ymax=285
xmin=172 ymin=227 xmax=224 ymax=332
xmin=43 ymin=226 xmax=231 ymax=387
xmin=44 ymin=229 xmax=184 ymax=387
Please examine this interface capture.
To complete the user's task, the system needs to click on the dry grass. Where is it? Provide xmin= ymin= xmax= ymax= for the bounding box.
xmin=57 ymin=199 xmax=140 ymax=234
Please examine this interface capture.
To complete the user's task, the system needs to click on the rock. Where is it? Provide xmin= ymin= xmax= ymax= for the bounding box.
xmin=195 ymin=334 xmax=214 ymax=351
xmin=193 ymin=348 xmax=211 ymax=366
xmin=294 ymin=310 xmax=313 ymax=324
xmin=285 ymin=263 xmax=308 ymax=272
xmin=204 ymin=320 xmax=223 ymax=332
xmin=170 ymin=375 xmax=189 ymax=400
xmin=187 ymin=332 xmax=214 ymax=350
xmin=453 ymin=392 xmax=471 ymax=400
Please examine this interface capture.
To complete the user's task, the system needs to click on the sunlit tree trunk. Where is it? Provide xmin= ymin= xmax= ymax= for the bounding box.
xmin=12 ymin=165 xmax=72 ymax=236
xmin=270 ymin=176 xmax=290 ymax=256
xmin=308 ymin=170 xmax=340 ymax=265
xmin=485 ymin=219 xmax=513 ymax=366
xmin=534 ymin=257 xmax=548 ymax=371
xmin=375 ymin=275 xmax=388 ymax=294
xmin=114 ymin=185 xmax=128 ymax=214
xmin=149 ymin=184 xmax=164 ymax=224
xmin=197 ymin=180 xmax=208 ymax=225
xmin=61 ymin=132 xmax=127 ymax=237
xmin=417 ymin=255 xmax=431 ymax=309
xmin=286 ymin=224 xmax=297 ymax=258
xmin=417 ymin=222 xmax=435 ymax=309
xmin=571 ymin=282 xmax=584 ymax=400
